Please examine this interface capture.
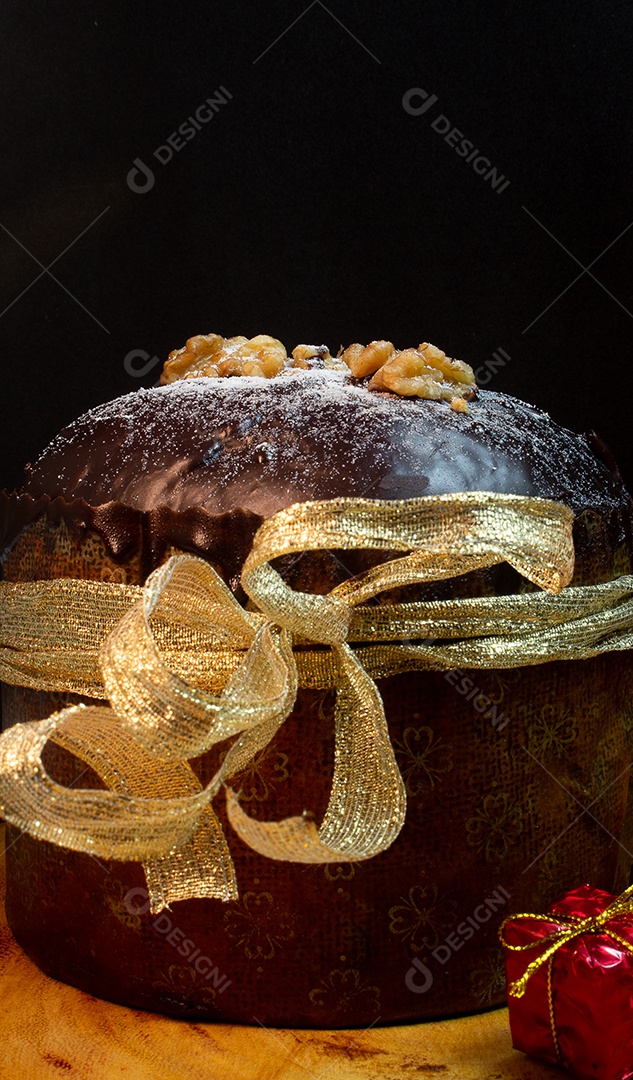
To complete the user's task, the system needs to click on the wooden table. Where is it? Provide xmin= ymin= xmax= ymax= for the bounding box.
xmin=0 ymin=828 xmax=561 ymax=1080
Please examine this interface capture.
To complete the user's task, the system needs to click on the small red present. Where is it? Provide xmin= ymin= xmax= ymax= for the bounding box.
xmin=499 ymin=883 xmax=633 ymax=1080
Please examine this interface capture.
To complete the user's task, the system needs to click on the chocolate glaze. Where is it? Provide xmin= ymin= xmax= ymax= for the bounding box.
xmin=2 ymin=370 xmax=631 ymax=574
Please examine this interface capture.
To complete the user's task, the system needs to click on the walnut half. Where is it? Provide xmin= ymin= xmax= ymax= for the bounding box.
xmin=291 ymin=344 xmax=347 ymax=370
xmin=161 ymin=334 xmax=287 ymax=383
xmin=363 ymin=341 xmax=476 ymax=410
xmin=341 ymin=340 xmax=396 ymax=378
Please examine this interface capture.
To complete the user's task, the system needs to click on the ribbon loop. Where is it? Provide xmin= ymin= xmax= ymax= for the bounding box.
xmin=226 ymin=640 xmax=407 ymax=863
xmin=242 ymin=493 xmax=576 ymax=597
xmin=242 ymin=560 xmax=351 ymax=645
xmin=101 ymin=555 xmax=287 ymax=761
xmin=0 ymin=706 xmax=208 ymax=860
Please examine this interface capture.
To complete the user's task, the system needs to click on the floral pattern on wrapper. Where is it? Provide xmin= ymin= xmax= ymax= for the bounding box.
xmin=152 ymin=964 xmax=218 ymax=1008
xmin=470 ymin=949 xmax=506 ymax=1006
xmin=388 ymin=884 xmax=458 ymax=954
xmin=528 ymin=703 xmax=578 ymax=760
xmin=466 ymin=793 xmax=524 ymax=863
xmin=308 ymin=968 xmax=381 ymax=1017
xmin=223 ymin=891 xmax=296 ymax=961
xmin=220 ymin=743 xmax=289 ymax=805
xmin=324 ymin=862 xmax=356 ymax=882
xmin=392 ymin=724 xmax=453 ymax=796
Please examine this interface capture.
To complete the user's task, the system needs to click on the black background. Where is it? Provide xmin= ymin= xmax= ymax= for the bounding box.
xmin=1 ymin=0 xmax=632 ymax=492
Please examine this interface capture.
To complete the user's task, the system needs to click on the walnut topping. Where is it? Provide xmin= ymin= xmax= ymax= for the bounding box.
xmin=367 ymin=341 xmax=476 ymax=410
xmin=291 ymin=344 xmax=346 ymax=370
xmin=159 ymin=332 xmax=475 ymax=410
xmin=341 ymin=340 xmax=395 ymax=378
xmin=161 ymin=334 xmax=287 ymax=384
xmin=417 ymin=342 xmax=476 ymax=388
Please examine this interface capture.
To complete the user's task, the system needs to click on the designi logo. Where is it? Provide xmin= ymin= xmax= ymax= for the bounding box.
xmin=402 ymin=88 xmax=510 ymax=196
xmin=127 ymin=86 xmax=233 ymax=194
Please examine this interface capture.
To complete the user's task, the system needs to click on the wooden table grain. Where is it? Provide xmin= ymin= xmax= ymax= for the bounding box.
xmin=0 ymin=827 xmax=560 ymax=1080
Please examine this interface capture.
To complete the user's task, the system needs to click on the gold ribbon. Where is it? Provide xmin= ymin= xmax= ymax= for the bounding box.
xmin=499 ymin=885 xmax=633 ymax=998
xmin=499 ymin=886 xmax=633 ymax=1061
xmin=0 ymin=492 xmax=632 ymax=913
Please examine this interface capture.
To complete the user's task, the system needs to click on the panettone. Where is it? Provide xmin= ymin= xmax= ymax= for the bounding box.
xmin=1 ymin=334 xmax=632 ymax=1027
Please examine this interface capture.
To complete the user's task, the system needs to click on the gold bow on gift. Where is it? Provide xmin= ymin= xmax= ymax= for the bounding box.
xmin=500 ymin=885 xmax=633 ymax=999
xmin=1 ymin=492 xmax=633 ymax=913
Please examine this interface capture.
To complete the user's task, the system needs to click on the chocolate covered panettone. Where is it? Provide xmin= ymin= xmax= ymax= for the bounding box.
xmin=1 ymin=333 xmax=632 ymax=1027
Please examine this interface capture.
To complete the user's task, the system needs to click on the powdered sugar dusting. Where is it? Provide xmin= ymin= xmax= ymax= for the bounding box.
xmin=25 ymin=370 xmax=628 ymax=517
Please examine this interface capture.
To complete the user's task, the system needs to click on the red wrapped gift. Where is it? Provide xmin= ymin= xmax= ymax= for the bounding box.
xmin=500 ymin=884 xmax=633 ymax=1080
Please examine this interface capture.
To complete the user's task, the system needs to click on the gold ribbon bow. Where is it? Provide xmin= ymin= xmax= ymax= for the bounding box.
xmin=499 ymin=885 xmax=633 ymax=999
xmin=1 ymin=492 xmax=632 ymax=913
xmin=499 ymin=886 xmax=633 ymax=1060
